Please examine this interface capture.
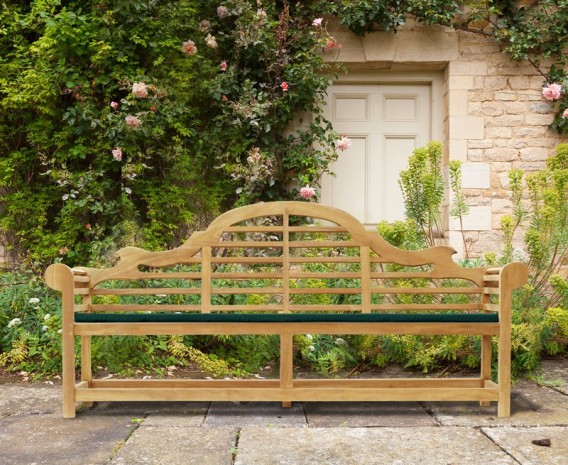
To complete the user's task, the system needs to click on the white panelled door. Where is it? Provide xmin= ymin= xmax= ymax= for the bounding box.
xmin=320 ymin=83 xmax=433 ymax=226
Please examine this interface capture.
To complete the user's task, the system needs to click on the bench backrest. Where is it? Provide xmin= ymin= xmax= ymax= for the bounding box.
xmin=60 ymin=202 xmax=509 ymax=317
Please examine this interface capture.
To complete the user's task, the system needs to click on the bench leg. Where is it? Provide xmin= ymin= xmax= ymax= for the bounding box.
xmin=80 ymin=336 xmax=93 ymax=409
xmin=497 ymin=330 xmax=512 ymax=418
xmin=62 ymin=328 xmax=76 ymax=418
xmin=280 ymin=333 xmax=294 ymax=407
xmin=480 ymin=335 xmax=492 ymax=407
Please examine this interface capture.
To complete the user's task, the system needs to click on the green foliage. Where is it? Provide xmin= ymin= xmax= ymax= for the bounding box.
xmin=398 ymin=141 xmax=445 ymax=247
xmin=498 ymin=144 xmax=568 ymax=309
xmin=0 ymin=1 xmax=342 ymax=266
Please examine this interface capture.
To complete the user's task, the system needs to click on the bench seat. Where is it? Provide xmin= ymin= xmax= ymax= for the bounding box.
xmin=75 ymin=312 xmax=499 ymax=324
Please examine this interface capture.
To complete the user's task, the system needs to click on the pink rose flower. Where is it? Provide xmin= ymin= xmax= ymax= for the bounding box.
xmin=112 ymin=147 xmax=123 ymax=161
xmin=325 ymin=38 xmax=337 ymax=50
xmin=542 ymin=83 xmax=562 ymax=101
xmin=85 ymin=223 xmax=92 ymax=230
xmin=300 ymin=185 xmax=316 ymax=199
xmin=125 ymin=115 xmax=142 ymax=128
xmin=110 ymin=101 xmax=119 ymax=110
xmin=132 ymin=82 xmax=148 ymax=99
xmin=217 ymin=6 xmax=228 ymax=18
xmin=182 ymin=40 xmax=198 ymax=56
xmin=280 ymin=82 xmax=289 ymax=92
xmin=335 ymin=136 xmax=352 ymax=151
xmin=59 ymin=247 xmax=68 ymax=255
xmin=563 ymin=108 xmax=568 ymax=118
xmin=312 ymin=18 xmax=323 ymax=27
xmin=220 ymin=61 xmax=227 ymax=71
xmin=199 ymin=20 xmax=211 ymax=32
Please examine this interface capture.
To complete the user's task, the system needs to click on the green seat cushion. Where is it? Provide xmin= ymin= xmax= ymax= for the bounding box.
xmin=75 ymin=312 xmax=498 ymax=324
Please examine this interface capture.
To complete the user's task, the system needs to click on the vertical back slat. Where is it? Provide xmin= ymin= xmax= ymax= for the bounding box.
xmin=201 ymin=246 xmax=211 ymax=313
xmin=361 ymin=246 xmax=371 ymax=313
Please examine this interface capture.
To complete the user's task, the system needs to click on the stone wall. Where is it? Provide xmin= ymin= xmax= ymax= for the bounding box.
xmin=326 ymin=18 xmax=566 ymax=257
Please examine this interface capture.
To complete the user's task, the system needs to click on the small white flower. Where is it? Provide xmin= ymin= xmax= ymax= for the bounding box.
xmin=42 ymin=325 xmax=49 ymax=332
xmin=335 ymin=337 xmax=348 ymax=347
xmin=306 ymin=334 xmax=313 ymax=340
xmin=28 ymin=297 xmax=40 ymax=305
xmin=308 ymin=345 xmax=316 ymax=352
xmin=205 ymin=34 xmax=218 ymax=49
xmin=44 ymin=314 xmax=51 ymax=321
xmin=8 ymin=318 xmax=22 ymax=328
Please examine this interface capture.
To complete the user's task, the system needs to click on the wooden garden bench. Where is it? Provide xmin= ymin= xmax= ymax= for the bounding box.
xmin=45 ymin=201 xmax=528 ymax=418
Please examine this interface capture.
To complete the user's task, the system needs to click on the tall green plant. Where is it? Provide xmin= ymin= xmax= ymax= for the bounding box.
xmin=498 ymin=143 xmax=568 ymax=309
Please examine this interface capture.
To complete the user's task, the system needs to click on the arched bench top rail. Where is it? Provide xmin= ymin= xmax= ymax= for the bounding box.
xmin=69 ymin=202 xmax=488 ymax=287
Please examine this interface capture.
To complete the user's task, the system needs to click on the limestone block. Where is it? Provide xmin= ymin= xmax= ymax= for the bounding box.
xmin=485 ymin=148 xmax=519 ymax=162
xmin=395 ymin=30 xmax=460 ymax=62
xmin=530 ymin=101 xmax=553 ymax=114
xmin=499 ymin=172 xmax=511 ymax=189
xmin=448 ymin=90 xmax=468 ymax=116
xmin=508 ymin=76 xmax=530 ymax=90
xmin=517 ymin=91 xmax=544 ymax=101
xmin=482 ymin=76 xmax=508 ymax=91
xmin=468 ymin=140 xmax=493 ymax=149
xmin=492 ymin=198 xmax=512 ymax=214
xmin=449 ymin=205 xmax=492 ymax=231
xmin=448 ymin=61 xmax=488 ymax=76
xmin=462 ymin=195 xmax=491 ymax=206
xmin=468 ymin=90 xmax=494 ymax=102
xmin=503 ymin=101 xmax=529 ymax=114
xmin=494 ymin=91 xmax=517 ymax=101
xmin=447 ymin=230 xmax=465 ymax=257
xmin=473 ymin=231 xmax=504 ymax=254
xmin=530 ymin=75 xmax=547 ymax=90
xmin=468 ymin=102 xmax=482 ymax=116
xmin=508 ymin=139 xmax=527 ymax=149
xmin=467 ymin=149 xmax=483 ymax=162
xmin=495 ymin=66 xmax=540 ymax=76
xmin=448 ymin=139 xmax=468 ymax=161
xmin=461 ymin=163 xmax=490 ymax=189
xmin=449 ymin=116 xmax=484 ymax=139
xmin=481 ymin=101 xmax=503 ymax=116
xmin=449 ymin=76 xmax=474 ymax=90
xmin=360 ymin=32 xmax=396 ymax=61
xmin=485 ymin=115 xmax=524 ymax=127
xmin=520 ymin=147 xmax=550 ymax=162
xmin=494 ymin=139 xmax=508 ymax=148
xmin=512 ymin=161 xmax=547 ymax=172
xmin=491 ymin=162 xmax=512 ymax=173
xmin=513 ymin=126 xmax=547 ymax=137
xmin=525 ymin=114 xmax=555 ymax=126
xmin=485 ymin=127 xmax=512 ymax=138
xmin=361 ymin=28 xmax=459 ymax=62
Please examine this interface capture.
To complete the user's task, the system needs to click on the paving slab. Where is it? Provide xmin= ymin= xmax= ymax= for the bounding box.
xmin=0 ymin=383 xmax=61 ymax=417
xmin=234 ymin=427 xmax=518 ymax=465
xmin=425 ymin=380 xmax=568 ymax=426
xmin=110 ymin=426 xmax=237 ymax=465
xmin=539 ymin=359 xmax=568 ymax=396
xmin=304 ymin=401 xmax=437 ymax=427
xmin=204 ymin=401 xmax=307 ymax=427
xmin=0 ymin=413 xmax=134 ymax=465
xmin=483 ymin=426 xmax=568 ymax=465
